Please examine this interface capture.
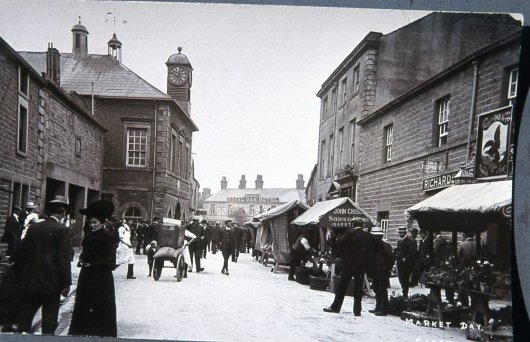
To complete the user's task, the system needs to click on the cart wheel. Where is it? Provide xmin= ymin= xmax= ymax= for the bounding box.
xmin=175 ymin=254 xmax=185 ymax=282
xmin=153 ymin=259 xmax=163 ymax=281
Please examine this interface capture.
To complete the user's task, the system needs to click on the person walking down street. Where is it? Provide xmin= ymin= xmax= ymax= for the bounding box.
xmin=135 ymin=220 xmax=145 ymax=255
xmin=201 ymin=220 xmax=210 ymax=258
xmin=116 ymin=219 xmax=136 ymax=279
xmin=14 ymin=196 xmax=72 ymax=335
xmin=288 ymin=229 xmax=318 ymax=281
xmin=186 ymin=217 xmax=204 ymax=272
xmin=232 ymin=223 xmax=242 ymax=262
xmin=369 ymin=226 xmax=395 ymax=316
xmin=69 ymin=200 xmax=117 ymax=337
xmin=396 ymin=226 xmax=418 ymax=298
xmin=323 ymin=225 xmax=383 ymax=316
xmin=220 ymin=220 xmax=236 ymax=276
xmin=1 ymin=205 xmax=23 ymax=260
xmin=146 ymin=241 xmax=159 ymax=277
xmin=210 ymin=222 xmax=222 ymax=254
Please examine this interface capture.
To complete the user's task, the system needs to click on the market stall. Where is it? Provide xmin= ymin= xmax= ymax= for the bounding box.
xmin=253 ymin=200 xmax=309 ymax=272
xmin=292 ymin=197 xmax=377 ymax=291
xmin=404 ymin=180 xmax=512 ymax=337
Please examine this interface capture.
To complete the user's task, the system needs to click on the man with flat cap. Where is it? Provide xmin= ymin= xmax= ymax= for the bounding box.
xmin=15 ymin=195 xmax=72 ymax=335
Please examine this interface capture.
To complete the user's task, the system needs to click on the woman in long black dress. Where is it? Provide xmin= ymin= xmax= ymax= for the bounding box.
xmin=69 ymin=200 xmax=117 ymax=337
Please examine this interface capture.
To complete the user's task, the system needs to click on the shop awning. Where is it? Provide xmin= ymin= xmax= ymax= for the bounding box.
xmin=254 ymin=200 xmax=309 ymax=221
xmin=291 ymin=197 xmax=376 ymax=228
xmin=404 ymin=180 xmax=512 ymax=232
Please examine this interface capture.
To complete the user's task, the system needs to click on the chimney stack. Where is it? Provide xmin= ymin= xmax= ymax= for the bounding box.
xmin=220 ymin=176 xmax=227 ymax=190
xmin=296 ymin=174 xmax=305 ymax=190
xmin=46 ymin=43 xmax=61 ymax=85
xmin=202 ymin=188 xmax=211 ymax=200
xmin=255 ymin=175 xmax=264 ymax=189
xmin=239 ymin=175 xmax=246 ymax=189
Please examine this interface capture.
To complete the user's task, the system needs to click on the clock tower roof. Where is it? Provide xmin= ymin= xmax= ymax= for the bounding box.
xmin=166 ymin=47 xmax=193 ymax=69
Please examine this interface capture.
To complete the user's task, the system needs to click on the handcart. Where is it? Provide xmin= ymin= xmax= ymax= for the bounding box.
xmin=152 ymin=218 xmax=187 ymax=282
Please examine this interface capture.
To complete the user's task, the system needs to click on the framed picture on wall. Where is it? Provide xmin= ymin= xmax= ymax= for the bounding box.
xmin=475 ymin=106 xmax=512 ymax=179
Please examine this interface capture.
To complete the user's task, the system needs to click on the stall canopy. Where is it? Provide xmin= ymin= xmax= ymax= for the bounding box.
xmin=291 ymin=197 xmax=376 ymax=228
xmin=254 ymin=200 xmax=309 ymax=221
xmin=253 ymin=200 xmax=309 ymax=265
xmin=404 ymin=180 xmax=512 ymax=232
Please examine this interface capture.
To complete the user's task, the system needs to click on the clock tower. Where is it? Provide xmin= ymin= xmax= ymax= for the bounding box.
xmin=166 ymin=47 xmax=193 ymax=115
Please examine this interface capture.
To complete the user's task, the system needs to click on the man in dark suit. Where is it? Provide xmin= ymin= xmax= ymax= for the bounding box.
xmin=323 ymin=225 xmax=384 ymax=316
xmin=135 ymin=220 xmax=145 ymax=255
xmin=15 ymin=196 xmax=72 ymax=335
xmin=186 ymin=218 xmax=204 ymax=272
xmin=411 ymin=230 xmax=429 ymax=286
xmin=369 ymin=226 xmax=395 ymax=316
xmin=232 ymin=223 xmax=242 ymax=262
xmin=1 ymin=206 xmax=23 ymax=259
xmin=220 ymin=220 xmax=236 ymax=275
xmin=396 ymin=226 xmax=418 ymax=298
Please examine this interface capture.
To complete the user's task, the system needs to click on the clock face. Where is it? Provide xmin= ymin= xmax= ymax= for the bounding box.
xmin=168 ymin=66 xmax=188 ymax=86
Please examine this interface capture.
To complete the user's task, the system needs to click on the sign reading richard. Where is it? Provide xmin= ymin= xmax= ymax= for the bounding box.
xmin=320 ymin=203 xmax=372 ymax=228
xmin=422 ymin=171 xmax=458 ymax=192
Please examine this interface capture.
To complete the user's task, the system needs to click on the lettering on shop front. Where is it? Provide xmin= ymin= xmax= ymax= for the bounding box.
xmin=321 ymin=207 xmax=370 ymax=228
xmin=226 ymin=197 xmax=279 ymax=203
xmin=422 ymin=172 xmax=458 ymax=192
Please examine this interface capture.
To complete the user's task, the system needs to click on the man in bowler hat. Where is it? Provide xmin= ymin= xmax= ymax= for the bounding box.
xmin=15 ymin=196 xmax=72 ymax=335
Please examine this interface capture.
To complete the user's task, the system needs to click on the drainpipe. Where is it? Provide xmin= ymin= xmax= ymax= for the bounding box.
xmin=91 ymin=82 xmax=94 ymax=115
xmin=466 ymin=61 xmax=480 ymax=162
xmin=151 ymin=101 xmax=158 ymax=220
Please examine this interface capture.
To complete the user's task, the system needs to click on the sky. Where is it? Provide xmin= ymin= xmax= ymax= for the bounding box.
xmin=0 ymin=0 xmax=481 ymax=192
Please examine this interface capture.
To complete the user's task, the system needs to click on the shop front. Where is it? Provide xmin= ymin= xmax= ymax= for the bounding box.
xmin=404 ymin=180 xmax=513 ymax=338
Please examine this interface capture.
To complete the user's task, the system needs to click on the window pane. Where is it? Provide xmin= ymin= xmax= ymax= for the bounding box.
xmin=18 ymin=104 xmax=28 ymax=153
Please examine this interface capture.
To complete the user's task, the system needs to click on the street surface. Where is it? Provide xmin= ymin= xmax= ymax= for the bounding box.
xmin=45 ymin=249 xmax=471 ymax=341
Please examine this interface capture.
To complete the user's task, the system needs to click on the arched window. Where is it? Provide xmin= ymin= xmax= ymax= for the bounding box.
xmin=124 ymin=207 xmax=142 ymax=226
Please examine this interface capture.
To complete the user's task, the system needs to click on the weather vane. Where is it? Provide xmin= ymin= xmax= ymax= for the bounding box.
xmin=105 ymin=9 xmax=127 ymax=31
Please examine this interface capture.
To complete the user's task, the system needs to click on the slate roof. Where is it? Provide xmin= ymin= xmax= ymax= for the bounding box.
xmin=18 ymin=52 xmax=170 ymax=99
xmin=204 ymin=188 xmax=306 ymax=203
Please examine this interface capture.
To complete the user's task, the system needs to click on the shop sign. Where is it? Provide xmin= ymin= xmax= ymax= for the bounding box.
xmin=227 ymin=195 xmax=279 ymax=203
xmin=340 ymin=181 xmax=355 ymax=188
xmin=320 ymin=205 xmax=371 ymax=228
xmin=422 ymin=172 xmax=457 ymax=192
xmin=420 ymin=160 xmax=443 ymax=174
xmin=475 ymin=106 xmax=512 ymax=179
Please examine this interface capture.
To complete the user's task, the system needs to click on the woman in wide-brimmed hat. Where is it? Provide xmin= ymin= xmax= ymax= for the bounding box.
xmin=68 ymin=200 xmax=117 ymax=338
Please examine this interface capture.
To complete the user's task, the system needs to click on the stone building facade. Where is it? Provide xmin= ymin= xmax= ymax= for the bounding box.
xmin=0 ymin=36 xmax=106 ymax=250
xmin=312 ymin=12 xmax=521 ymax=245
xmin=18 ymin=22 xmax=199 ymax=224
xmin=357 ymin=32 xmax=520 ymax=242
xmin=203 ymin=175 xmax=306 ymax=223
xmin=313 ymin=12 xmax=521 ymax=208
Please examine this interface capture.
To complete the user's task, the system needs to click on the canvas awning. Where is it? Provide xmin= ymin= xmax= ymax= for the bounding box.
xmin=404 ymin=180 xmax=512 ymax=232
xmin=254 ymin=200 xmax=309 ymax=221
xmin=291 ymin=197 xmax=376 ymax=228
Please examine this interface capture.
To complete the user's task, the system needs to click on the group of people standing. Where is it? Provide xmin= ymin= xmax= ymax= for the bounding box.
xmin=1 ymin=196 xmax=167 ymax=338
xmin=180 ymin=219 xmax=253 ymax=276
